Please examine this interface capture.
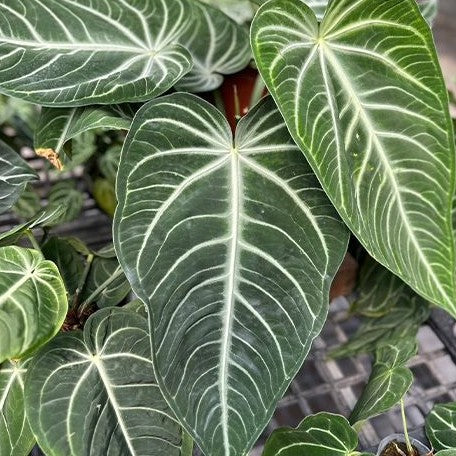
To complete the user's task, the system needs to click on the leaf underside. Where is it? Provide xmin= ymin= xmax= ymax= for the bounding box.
xmin=252 ymin=0 xmax=456 ymax=315
xmin=114 ymin=93 xmax=349 ymax=456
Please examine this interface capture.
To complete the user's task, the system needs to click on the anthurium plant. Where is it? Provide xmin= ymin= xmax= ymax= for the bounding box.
xmin=0 ymin=0 xmax=453 ymax=455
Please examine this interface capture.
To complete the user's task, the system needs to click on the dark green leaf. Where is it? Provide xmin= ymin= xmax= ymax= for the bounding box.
xmin=263 ymin=412 xmax=372 ymax=456
xmin=41 ymin=237 xmax=85 ymax=297
xmin=114 ymin=93 xmax=349 ymax=456
xmin=426 ymin=402 xmax=456 ymax=451
xmin=0 ymin=0 xmax=192 ymax=105
xmin=12 ymin=185 xmax=41 ymax=220
xmin=44 ymin=181 xmax=84 ymax=226
xmin=252 ymin=0 xmax=456 ymax=315
xmin=0 ymin=359 xmax=35 ymax=456
xmin=25 ymin=308 xmax=184 ymax=456
xmin=98 ymin=145 xmax=123 ymax=184
xmin=349 ymin=340 xmax=417 ymax=424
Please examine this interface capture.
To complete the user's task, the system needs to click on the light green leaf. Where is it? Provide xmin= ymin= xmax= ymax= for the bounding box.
xmin=0 ymin=246 xmax=67 ymax=363
xmin=99 ymin=145 xmax=123 ymax=184
xmin=80 ymin=254 xmax=130 ymax=309
xmin=350 ymin=257 xmax=409 ymax=317
xmin=199 ymin=0 xmax=255 ymax=24
xmin=44 ymin=181 xmax=84 ymax=226
xmin=349 ymin=340 xmax=417 ymax=424
xmin=330 ymin=295 xmax=429 ymax=359
xmin=252 ymin=0 xmax=456 ymax=315
xmin=124 ymin=299 xmax=148 ymax=318
xmin=24 ymin=307 xmax=184 ymax=456
xmin=263 ymin=412 xmax=372 ymax=456
xmin=435 ymin=450 xmax=456 ymax=456
xmin=114 ymin=93 xmax=349 ymax=456
xmin=93 ymin=178 xmax=117 ymax=217
xmin=0 ymin=141 xmax=37 ymax=215
xmin=426 ymin=403 xmax=456 ymax=451
xmin=0 ymin=0 xmax=193 ymax=106
xmin=35 ymin=106 xmax=133 ymax=169
xmin=175 ymin=1 xmax=251 ymax=92
xmin=0 ymin=359 xmax=35 ymax=456
xmin=12 ymin=185 xmax=41 ymax=220
xmin=41 ymin=237 xmax=85 ymax=297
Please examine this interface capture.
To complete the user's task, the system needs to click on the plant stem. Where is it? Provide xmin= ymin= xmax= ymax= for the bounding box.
xmin=401 ymin=398 xmax=414 ymax=456
xmin=72 ymin=253 xmax=94 ymax=309
xmin=249 ymin=74 xmax=266 ymax=108
xmin=213 ymin=89 xmax=226 ymax=116
xmin=26 ymin=229 xmax=41 ymax=252
xmin=78 ymin=265 xmax=124 ymax=315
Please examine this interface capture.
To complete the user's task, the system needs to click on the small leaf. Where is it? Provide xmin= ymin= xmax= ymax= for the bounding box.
xmin=93 ymin=178 xmax=117 ymax=217
xmin=61 ymin=131 xmax=98 ymax=171
xmin=0 ymin=359 xmax=35 ymax=456
xmin=12 ymin=185 xmax=41 ymax=220
xmin=44 ymin=181 xmax=84 ymax=226
xmin=98 ymin=145 xmax=123 ymax=184
xmin=0 ymin=0 xmax=192 ymax=105
xmin=0 ymin=141 xmax=37 ymax=215
xmin=426 ymin=402 xmax=456 ymax=451
xmin=0 ymin=246 xmax=68 ymax=363
xmin=114 ymin=93 xmax=349 ymax=456
xmin=349 ymin=340 xmax=417 ymax=424
xmin=252 ymin=0 xmax=456 ymax=315
xmin=41 ymin=237 xmax=85 ymax=297
xmin=35 ymin=105 xmax=132 ymax=168
xmin=350 ymin=257 xmax=410 ymax=317
xmin=330 ymin=295 xmax=430 ymax=359
xmin=24 ymin=307 xmax=184 ymax=456
xmin=176 ymin=1 xmax=251 ymax=92
xmin=80 ymin=255 xmax=130 ymax=308
xmin=263 ymin=412 xmax=372 ymax=456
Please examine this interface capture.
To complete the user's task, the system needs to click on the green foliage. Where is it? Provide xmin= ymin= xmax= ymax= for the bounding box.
xmin=252 ymin=0 xmax=456 ymax=315
xmin=44 ymin=181 xmax=84 ymax=226
xmin=262 ymin=412 xmax=373 ymax=456
xmin=24 ymin=308 xmax=185 ymax=456
xmin=349 ymin=340 xmax=417 ymax=425
xmin=0 ymin=247 xmax=67 ymax=363
xmin=426 ymin=403 xmax=456 ymax=451
xmin=114 ymin=93 xmax=349 ymax=456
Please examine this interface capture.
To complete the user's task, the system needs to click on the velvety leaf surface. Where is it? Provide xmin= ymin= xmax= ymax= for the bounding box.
xmin=80 ymin=255 xmax=130 ymax=309
xmin=0 ymin=141 xmax=37 ymax=215
xmin=263 ymin=413 xmax=372 ymax=456
xmin=350 ymin=256 xmax=410 ymax=317
xmin=176 ymin=1 xmax=251 ymax=92
xmin=349 ymin=340 xmax=417 ymax=424
xmin=252 ymin=0 xmax=456 ymax=315
xmin=114 ymin=93 xmax=349 ymax=456
xmin=44 ymin=181 xmax=84 ymax=226
xmin=0 ymin=359 xmax=35 ymax=456
xmin=41 ymin=237 xmax=85 ymax=297
xmin=35 ymin=106 xmax=133 ymax=168
xmin=426 ymin=402 xmax=456 ymax=451
xmin=0 ymin=247 xmax=67 ymax=363
xmin=12 ymin=185 xmax=41 ymax=220
xmin=0 ymin=0 xmax=192 ymax=105
xmin=24 ymin=308 xmax=184 ymax=456
xmin=330 ymin=295 xmax=429 ymax=359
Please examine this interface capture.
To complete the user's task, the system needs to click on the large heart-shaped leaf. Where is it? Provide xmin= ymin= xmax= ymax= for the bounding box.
xmin=0 ymin=0 xmax=192 ymax=106
xmin=175 ymin=1 xmax=251 ymax=92
xmin=252 ymin=0 xmax=456 ymax=315
xmin=0 ymin=247 xmax=68 ymax=363
xmin=330 ymin=294 xmax=429 ymax=359
xmin=24 ymin=308 xmax=185 ymax=456
xmin=114 ymin=93 xmax=349 ymax=456
xmin=35 ymin=106 xmax=133 ymax=169
xmin=0 ymin=359 xmax=35 ymax=456
xmin=426 ymin=402 xmax=456 ymax=451
xmin=0 ymin=141 xmax=37 ymax=215
xmin=349 ymin=340 xmax=417 ymax=424
xmin=263 ymin=412 xmax=373 ymax=456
